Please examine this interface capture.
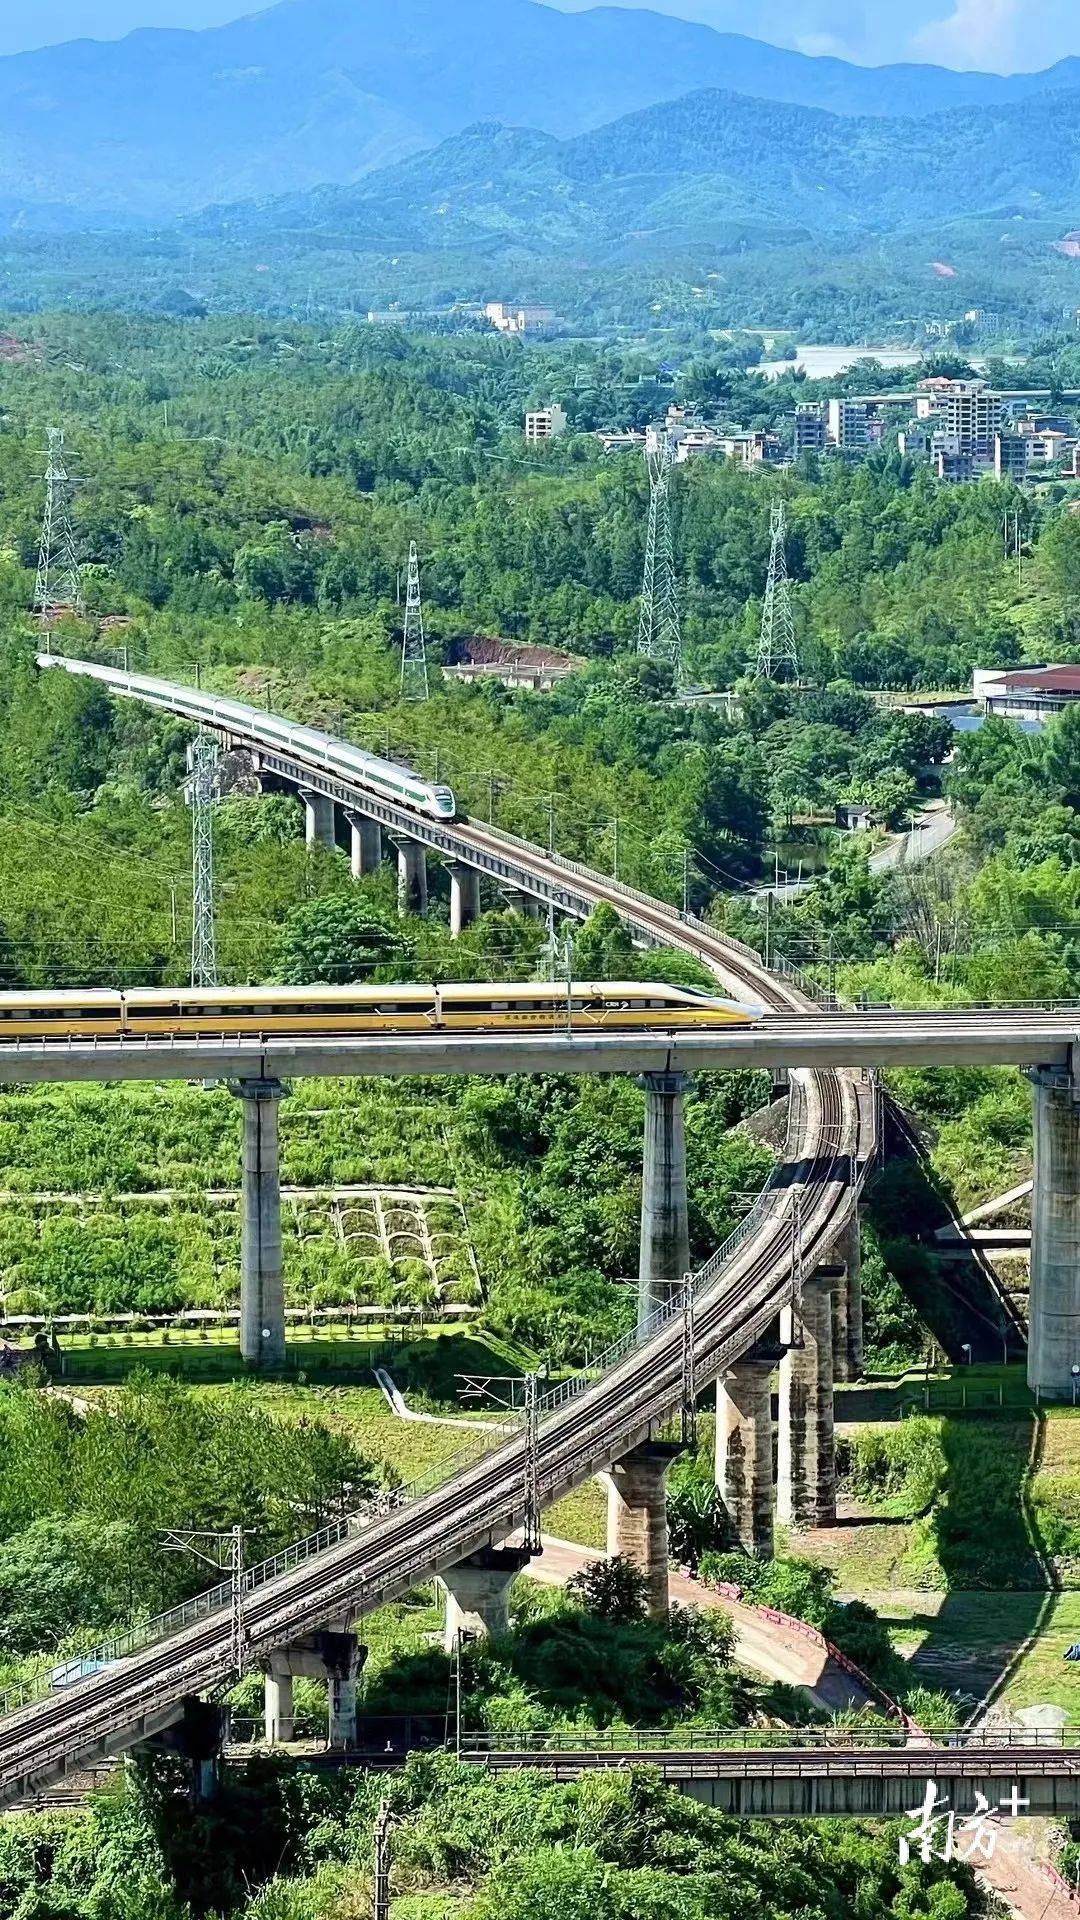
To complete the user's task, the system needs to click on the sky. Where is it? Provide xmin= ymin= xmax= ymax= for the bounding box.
xmin=0 ymin=0 xmax=1076 ymax=71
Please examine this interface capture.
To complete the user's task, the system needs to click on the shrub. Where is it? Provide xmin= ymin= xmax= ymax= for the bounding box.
xmin=567 ymin=1554 xmax=648 ymax=1623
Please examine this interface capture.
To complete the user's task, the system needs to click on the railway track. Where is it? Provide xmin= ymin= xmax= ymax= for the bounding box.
xmin=0 ymin=666 xmax=871 ymax=1805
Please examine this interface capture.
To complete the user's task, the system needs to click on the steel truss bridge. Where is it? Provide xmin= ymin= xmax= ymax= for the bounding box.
xmin=0 ymin=659 xmax=877 ymax=1805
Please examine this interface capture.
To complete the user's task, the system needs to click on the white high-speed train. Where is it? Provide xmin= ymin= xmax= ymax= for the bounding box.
xmin=35 ymin=654 xmax=459 ymax=821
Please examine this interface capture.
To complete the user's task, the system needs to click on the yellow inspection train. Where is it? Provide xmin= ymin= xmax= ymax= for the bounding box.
xmin=0 ymin=982 xmax=763 ymax=1041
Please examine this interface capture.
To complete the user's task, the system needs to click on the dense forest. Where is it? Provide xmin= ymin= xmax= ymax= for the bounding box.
xmin=1 ymin=311 xmax=1080 ymax=1360
xmin=0 ymin=1752 xmax=982 ymax=1920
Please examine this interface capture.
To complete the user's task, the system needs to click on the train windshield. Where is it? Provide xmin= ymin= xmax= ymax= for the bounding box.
xmin=432 ymin=787 xmax=457 ymax=816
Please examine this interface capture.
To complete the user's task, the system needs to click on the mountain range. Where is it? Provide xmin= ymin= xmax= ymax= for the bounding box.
xmin=192 ymin=85 xmax=1080 ymax=262
xmin=3 ymin=0 xmax=1080 ymax=221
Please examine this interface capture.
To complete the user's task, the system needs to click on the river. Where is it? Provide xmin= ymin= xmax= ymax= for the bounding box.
xmin=756 ymin=345 xmax=927 ymax=382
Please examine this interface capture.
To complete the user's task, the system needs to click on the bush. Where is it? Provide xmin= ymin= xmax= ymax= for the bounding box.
xmin=566 ymin=1555 xmax=647 ymax=1623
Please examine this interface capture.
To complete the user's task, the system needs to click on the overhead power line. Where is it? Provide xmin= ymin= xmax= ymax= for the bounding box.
xmin=752 ymin=500 xmax=799 ymax=683
xmin=33 ymin=427 xmax=83 ymax=622
xmin=638 ymin=432 xmax=681 ymax=681
xmin=189 ymin=731 xmax=220 ymax=990
xmin=400 ymin=541 xmax=430 ymax=701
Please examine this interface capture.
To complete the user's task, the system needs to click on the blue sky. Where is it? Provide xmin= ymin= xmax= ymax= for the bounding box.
xmin=0 ymin=0 xmax=1076 ymax=70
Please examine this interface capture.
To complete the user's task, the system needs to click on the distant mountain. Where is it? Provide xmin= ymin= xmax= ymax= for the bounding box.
xmin=194 ymin=87 xmax=1080 ymax=262
xmin=2 ymin=0 xmax=1080 ymax=220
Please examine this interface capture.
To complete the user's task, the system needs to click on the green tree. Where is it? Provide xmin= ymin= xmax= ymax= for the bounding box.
xmin=568 ymin=1554 xmax=648 ymax=1622
xmin=272 ymin=892 xmax=408 ymax=983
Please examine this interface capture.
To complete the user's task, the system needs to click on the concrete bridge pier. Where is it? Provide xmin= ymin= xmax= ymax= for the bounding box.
xmin=501 ymin=886 xmax=540 ymax=918
xmin=831 ymin=1219 xmax=863 ymax=1382
xmin=637 ymin=1072 xmax=691 ymax=1331
xmin=777 ymin=1267 xmax=836 ymax=1531
xmin=1030 ymin=1065 xmax=1080 ymax=1400
xmin=393 ymin=836 xmax=429 ymax=917
xmin=263 ymin=1630 xmax=367 ymax=1750
xmin=602 ymin=1440 xmax=680 ymax=1619
xmin=345 ymin=809 xmax=382 ymax=879
xmin=715 ymin=1347 xmax=777 ymax=1558
xmin=231 ymin=1078 xmax=288 ymax=1369
xmin=299 ymin=787 xmax=336 ymax=851
xmin=439 ymin=1546 xmax=531 ymax=1651
xmin=449 ymin=863 xmax=482 ymax=937
xmin=263 ymin=1669 xmax=294 ymax=1745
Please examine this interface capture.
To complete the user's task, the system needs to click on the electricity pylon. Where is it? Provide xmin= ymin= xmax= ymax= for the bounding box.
xmin=33 ymin=427 xmax=83 ymax=621
xmin=189 ymin=730 xmax=220 ymax=989
xmin=399 ymin=542 xmax=429 ymax=700
xmin=638 ymin=434 xmax=681 ymax=680
xmin=752 ymin=500 xmax=799 ymax=682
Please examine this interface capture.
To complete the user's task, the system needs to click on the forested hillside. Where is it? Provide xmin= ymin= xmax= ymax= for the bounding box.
xmin=224 ymin=88 xmax=1080 ymax=254
xmin=3 ymin=309 xmax=1080 ymax=1355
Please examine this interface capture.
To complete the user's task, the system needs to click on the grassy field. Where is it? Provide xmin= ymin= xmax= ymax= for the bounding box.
xmin=800 ymin=1373 xmax=1080 ymax=1712
xmin=45 ymin=1319 xmax=535 ymax=1384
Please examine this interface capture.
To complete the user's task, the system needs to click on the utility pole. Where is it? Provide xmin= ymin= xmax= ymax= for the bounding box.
xmin=680 ymin=1276 xmax=697 ymax=1449
xmin=611 ymin=816 xmax=620 ymax=882
xmin=752 ymin=500 xmax=799 ymax=682
xmin=189 ymin=730 xmax=220 ymax=989
xmin=682 ymin=846 xmax=690 ymax=917
xmin=34 ymin=427 xmax=83 ymax=622
xmin=790 ymin=1189 xmax=805 ymax=1306
xmin=453 ymin=1627 xmax=477 ymax=1759
xmin=373 ymin=1801 xmax=393 ymax=1920
xmin=637 ymin=433 xmax=681 ymax=681
xmin=399 ymin=541 xmax=429 ymax=700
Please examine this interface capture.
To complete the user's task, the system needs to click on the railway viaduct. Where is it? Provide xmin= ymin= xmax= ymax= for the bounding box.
xmin=0 ymin=653 xmax=1074 ymax=1800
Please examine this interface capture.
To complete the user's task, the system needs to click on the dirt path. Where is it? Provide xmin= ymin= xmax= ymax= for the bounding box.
xmin=971 ymin=1828 xmax=1079 ymax=1920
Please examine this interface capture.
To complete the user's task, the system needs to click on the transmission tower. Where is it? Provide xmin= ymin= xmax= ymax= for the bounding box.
xmin=189 ymin=730 xmax=220 ymax=989
xmin=33 ymin=427 xmax=83 ymax=621
xmin=399 ymin=541 xmax=429 ymax=700
xmin=752 ymin=500 xmax=799 ymax=682
xmin=637 ymin=434 xmax=681 ymax=679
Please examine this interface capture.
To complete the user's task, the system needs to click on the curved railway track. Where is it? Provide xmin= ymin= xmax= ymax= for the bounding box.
xmin=0 ymin=665 xmax=872 ymax=1803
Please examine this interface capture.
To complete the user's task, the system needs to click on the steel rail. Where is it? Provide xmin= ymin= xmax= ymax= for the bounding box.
xmin=0 ymin=662 xmax=870 ymax=1803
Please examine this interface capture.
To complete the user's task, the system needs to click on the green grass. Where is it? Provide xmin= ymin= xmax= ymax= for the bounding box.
xmin=835 ymin=1362 xmax=1040 ymax=1424
xmin=545 ymin=1479 xmax=607 ymax=1551
xmin=50 ymin=1323 xmax=530 ymax=1386
xmin=866 ymin=1589 xmax=1080 ymax=1715
xmin=194 ymin=1382 xmax=501 ymax=1489
xmin=817 ymin=1386 xmax=1080 ymax=1710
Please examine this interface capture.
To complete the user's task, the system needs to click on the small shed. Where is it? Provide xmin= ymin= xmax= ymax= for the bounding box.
xmin=835 ymin=802 xmax=873 ymax=832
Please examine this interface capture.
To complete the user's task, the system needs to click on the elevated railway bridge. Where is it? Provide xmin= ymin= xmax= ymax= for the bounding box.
xmin=0 ymin=656 xmax=1073 ymax=1807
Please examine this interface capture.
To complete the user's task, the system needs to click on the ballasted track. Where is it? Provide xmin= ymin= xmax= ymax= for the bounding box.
xmin=0 ymin=666 xmax=870 ymax=1802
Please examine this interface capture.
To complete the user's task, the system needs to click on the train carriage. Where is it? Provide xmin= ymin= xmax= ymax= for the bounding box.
xmin=0 ymin=982 xmax=763 ymax=1041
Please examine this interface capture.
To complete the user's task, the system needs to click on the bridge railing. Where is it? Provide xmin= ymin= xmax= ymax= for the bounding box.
xmin=459 ymin=1723 xmax=1080 ymax=1754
